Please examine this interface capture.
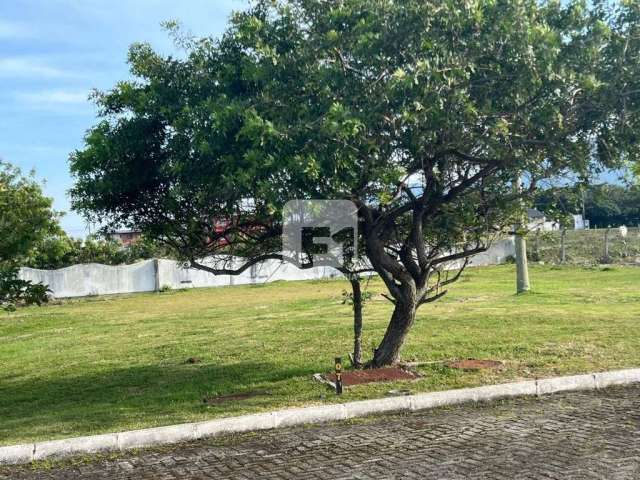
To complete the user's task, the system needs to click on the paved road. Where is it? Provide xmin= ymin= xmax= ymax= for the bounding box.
xmin=2 ymin=385 xmax=639 ymax=479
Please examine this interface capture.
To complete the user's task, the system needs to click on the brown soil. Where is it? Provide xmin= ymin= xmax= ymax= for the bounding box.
xmin=447 ymin=359 xmax=504 ymax=370
xmin=203 ymin=390 xmax=271 ymax=405
xmin=325 ymin=367 xmax=418 ymax=386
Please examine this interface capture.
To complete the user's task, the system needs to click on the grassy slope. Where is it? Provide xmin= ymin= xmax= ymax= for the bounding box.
xmin=531 ymin=227 xmax=640 ymax=264
xmin=1 ymin=264 xmax=638 ymax=445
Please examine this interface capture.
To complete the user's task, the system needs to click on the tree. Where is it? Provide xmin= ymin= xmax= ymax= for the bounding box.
xmin=0 ymin=161 xmax=59 ymax=309
xmin=71 ymin=0 xmax=638 ymax=366
xmin=0 ymin=161 xmax=61 ymax=262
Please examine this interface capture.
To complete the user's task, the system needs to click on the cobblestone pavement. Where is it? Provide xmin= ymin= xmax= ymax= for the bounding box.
xmin=2 ymin=385 xmax=639 ymax=480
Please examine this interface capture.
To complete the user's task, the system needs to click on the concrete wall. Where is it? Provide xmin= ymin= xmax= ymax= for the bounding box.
xmin=20 ymin=238 xmax=515 ymax=299
xmin=469 ymin=238 xmax=515 ymax=267
xmin=19 ymin=259 xmax=343 ymax=298
xmin=20 ymin=261 xmax=158 ymax=298
xmin=155 ymin=258 xmax=342 ymax=290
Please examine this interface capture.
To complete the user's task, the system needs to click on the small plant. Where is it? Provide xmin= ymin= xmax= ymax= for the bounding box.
xmin=504 ymin=255 xmax=516 ymax=264
xmin=341 ymin=289 xmax=373 ymax=305
xmin=0 ymin=265 xmax=51 ymax=311
xmin=159 ymin=284 xmax=173 ymax=293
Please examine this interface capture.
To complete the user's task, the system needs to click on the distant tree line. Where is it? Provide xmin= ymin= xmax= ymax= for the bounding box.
xmin=535 ymin=184 xmax=640 ymax=229
xmin=24 ymin=233 xmax=170 ymax=270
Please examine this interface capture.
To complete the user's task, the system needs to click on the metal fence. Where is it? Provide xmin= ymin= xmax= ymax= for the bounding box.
xmin=528 ymin=227 xmax=640 ymax=265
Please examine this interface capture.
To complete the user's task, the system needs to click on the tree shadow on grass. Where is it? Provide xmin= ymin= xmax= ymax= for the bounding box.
xmin=0 ymin=361 xmax=319 ymax=444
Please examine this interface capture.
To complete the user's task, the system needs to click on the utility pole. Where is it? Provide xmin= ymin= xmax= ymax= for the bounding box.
xmin=603 ymin=227 xmax=611 ymax=263
xmin=514 ymin=175 xmax=531 ymax=294
xmin=560 ymin=227 xmax=567 ymax=264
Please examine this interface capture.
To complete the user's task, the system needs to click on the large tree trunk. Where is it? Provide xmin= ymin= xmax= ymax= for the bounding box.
xmin=372 ymin=296 xmax=417 ymax=367
xmin=349 ymin=277 xmax=364 ymax=368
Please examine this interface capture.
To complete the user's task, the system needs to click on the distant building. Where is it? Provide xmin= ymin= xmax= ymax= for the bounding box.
xmin=527 ymin=208 xmax=560 ymax=231
xmin=108 ymin=218 xmax=257 ymax=251
xmin=109 ymin=229 xmax=142 ymax=247
xmin=572 ymin=214 xmax=589 ymax=230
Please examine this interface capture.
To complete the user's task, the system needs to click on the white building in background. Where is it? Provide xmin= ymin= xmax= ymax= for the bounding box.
xmin=108 ymin=229 xmax=142 ymax=246
xmin=527 ymin=208 xmax=560 ymax=232
xmin=573 ymin=214 xmax=589 ymax=230
xmin=619 ymin=225 xmax=628 ymax=238
xmin=528 ymin=210 xmax=591 ymax=232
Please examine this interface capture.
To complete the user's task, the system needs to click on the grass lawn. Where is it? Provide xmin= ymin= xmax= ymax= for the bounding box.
xmin=1 ymin=264 xmax=639 ymax=446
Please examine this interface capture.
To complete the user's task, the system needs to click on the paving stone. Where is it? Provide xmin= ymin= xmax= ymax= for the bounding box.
xmin=1 ymin=386 xmax=639 ymax=479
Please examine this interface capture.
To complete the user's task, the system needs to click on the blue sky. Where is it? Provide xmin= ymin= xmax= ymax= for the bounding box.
xmin=0 ymin=0 xmax=246 ymax=236
xmin=1 ymin=1 xmax=625 ymax=237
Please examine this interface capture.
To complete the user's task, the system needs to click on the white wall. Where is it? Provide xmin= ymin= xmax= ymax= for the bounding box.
xmin=155 ymin=258 xmax=342 ymax=290
xmin=20 ymin=261 xmax=158 ymax=298
xmin=19 ymin=238 xmax=515 ymax=299
xmin=468 ymin=238 xmax=515 ymax=266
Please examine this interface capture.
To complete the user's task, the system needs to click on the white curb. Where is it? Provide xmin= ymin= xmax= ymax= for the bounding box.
xmin=2 ymin=368 xmax=639 ymax=465
xmin=0 ymin=445 xmax=34 ymax=465
xmin=117 ymin=424 xmax=196 ymax=451
xmin=595 ymin=369 xmax=640 ymax=388
xmin=536 ymin=373 xmax=597 ymax=396
xmin=34 ymin=433 xmax=119 ymax=461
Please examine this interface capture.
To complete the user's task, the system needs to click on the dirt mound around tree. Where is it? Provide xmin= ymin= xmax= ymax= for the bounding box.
xmin=325 ymin=367 xmax=418 ymax=386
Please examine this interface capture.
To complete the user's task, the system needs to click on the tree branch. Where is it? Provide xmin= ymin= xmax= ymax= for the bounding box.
xmin=419 ymin=290 xmax=448 ymax=306
xmin=430 ymin=246 xmax=487 ymax=268
xmin=190 ymin=253 xmax=314 ymax=276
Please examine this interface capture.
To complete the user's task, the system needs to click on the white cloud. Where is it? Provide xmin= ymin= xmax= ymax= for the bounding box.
xmin=0 ymin=57 xmax=67 ymax=78
xmin=0 ymin=20 xmax=31 ymax=39
xmin=17 ymin=89 xmax=89 ymax=105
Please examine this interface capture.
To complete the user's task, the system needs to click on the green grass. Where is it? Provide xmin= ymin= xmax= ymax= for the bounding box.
xmin=1 ymin=264 xmax=639 ymax=446
xmin=530 ymin=227 xmax=640 ymax=265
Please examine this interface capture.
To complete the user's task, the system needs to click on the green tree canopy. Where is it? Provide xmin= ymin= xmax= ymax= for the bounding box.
xmin=23 ymin=233 xmax=168 ymax=270
xmin=0 ymin=161 xmax=60 ymax=264
xmin=71 ymin=0 xmax=639 ymax=366
xmin=0 ymin=161 xmax=60 ymax=310
xmin=535 ymin=183 xmax=640 ymax=228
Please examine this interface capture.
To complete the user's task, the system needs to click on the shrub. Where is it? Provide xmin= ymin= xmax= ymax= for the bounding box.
xmin=0 ymin=265 xmax=50 ymax=312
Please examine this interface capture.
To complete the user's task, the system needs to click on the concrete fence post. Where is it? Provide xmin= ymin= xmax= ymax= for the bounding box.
xmin=153 ymin=259 xmax=161 ymax=292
